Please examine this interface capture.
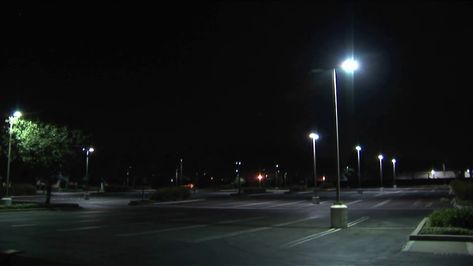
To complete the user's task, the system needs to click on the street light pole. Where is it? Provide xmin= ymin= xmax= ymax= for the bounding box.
xmin=236 ymin=161 xmax=241 ymax=194
xmin=83 ymin=147 xmax=94 ymax=199
xmin=332 ymin=68 xmax=342 ymax=203
xmin=392 ymin=158 xmax=397 ymax=188
xmin=378 ymin=154 xmax=384 ymax=191
xmin=309 ymin=132 xmax=319 ymax=203
xmin=355 ymin=145 xmax=362 ymax=194
xmin=4 ymin=111 xmax=22 ymax=199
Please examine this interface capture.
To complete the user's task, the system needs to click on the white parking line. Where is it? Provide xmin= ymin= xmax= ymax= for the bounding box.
xmin=74 ymin=219 xmax=101 ymax=223
xmin=273 ymin=216 xmax=320 ymax=227
xmin=217 ymin=217 xmax=265 ymax=224
xmin=347 ymin=217 xmax=369 ymax=227
xmin=346 ymin=199 xmax=363 ymax=206
xmin=11 ymin=224 xmax=37 ymax=228
xmin=235 ymin=201 xmax=274 ymax=208
xmin=268 ymin=200 xmax=307 ymax=208
xmin=116 ymin=224 xmax=208 ymax=237
xmin=193 ymin=227 xmax=271 ymax=243
xmin=372 ymin=199 xmax=392 ymax=208
xmin=57 ymin=226 xmax=103 ymax=232
xmin=412 ymin=200 xmax=422 ymax=208
xmin=282 ymin=228 xmax=341 ymax=248
xmin=154 ymin=199 xmax=205 ymax=205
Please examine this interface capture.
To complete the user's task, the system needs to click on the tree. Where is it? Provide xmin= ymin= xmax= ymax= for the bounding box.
xmin=3 ymin=119 xmax=89 ymax=204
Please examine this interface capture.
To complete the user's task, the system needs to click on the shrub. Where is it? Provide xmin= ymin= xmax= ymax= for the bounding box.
xmin=243 ymin=187 xmax=266 ymax=194
xmin=421 ymin=226 xmax=473 ymax=235
xmin=149 ymin=187 xmax=191 ymax=202
xmin=429 ymin=207 xmax=473 ymax=229
xmin=450 ymin=180 xmax=473 ymax=201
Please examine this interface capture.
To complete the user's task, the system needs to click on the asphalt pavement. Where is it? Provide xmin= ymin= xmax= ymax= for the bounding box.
xmin=1 ymin=187 xmax=472 ymax=265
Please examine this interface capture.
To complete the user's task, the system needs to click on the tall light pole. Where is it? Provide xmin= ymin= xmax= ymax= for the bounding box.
xmin=333 ymin=58 xmax=359 ymax=203
xmin=3 ymin=111 xmax=22 ymax=201
xmin=355 ymin=145 xmax=362 ymax=194
xmin=392 ymin=158 xmax=397 ymax=188
xmin=83 ymin=147 xmax=94 ymax=199
xmin=309 ymin=132 xmax=320 ymax=203
xmin=275 ymin=164 xmax=280 ymax=188
xmin=378 ymin=154 xmax=384 ymax=191
xmin=236 ymin=161 xmax=242 ymax=194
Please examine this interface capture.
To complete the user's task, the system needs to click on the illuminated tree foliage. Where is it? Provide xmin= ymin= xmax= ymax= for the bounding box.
xmin=11 ymin=120 xmax=87 ymax=168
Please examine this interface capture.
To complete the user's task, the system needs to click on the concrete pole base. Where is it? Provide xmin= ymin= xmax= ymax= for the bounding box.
xmin=1 ymin=197 xmax=12 ymax=206
xmin=330 ymin=204 xmax=348 ymax=228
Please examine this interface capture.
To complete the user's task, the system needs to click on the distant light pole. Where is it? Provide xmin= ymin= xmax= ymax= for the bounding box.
xmin=309 ymin=132 xmax=320 ymax=203
xmin=3 ymin=111 xmax=22 ymax=200
xmin=275 ymin=164 xmax=280 ymax=188
xmin=236 ymin=161 xmax=242 ymax=194
xmin=355 ymin=145 xmax=362 ymax=194
xmin=391 ymin=158 xmax=397 ymax=188
xmin=83 ymin=147 xmax=94 ymax=199
xmin=378 ymin=154 xmax=384 ymax=191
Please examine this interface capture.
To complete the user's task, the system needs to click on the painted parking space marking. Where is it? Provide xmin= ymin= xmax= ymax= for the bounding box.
xmin=267 ymin=200 xmax=307 ymax=208
xmin=57 ymin=226 xmax=103 ymax=232
xmin=117 ymin=216 xmax=265 ymax=237
xmin=282 ymin=228 xmax=341 ymax=248
xmin=346 ymin=199 xmax=363 ymax=206
xmin=11 ymin=224 xmax=37 ymax=228
xmin=371 ymin=199 xmax=392 ymax=208
xmin=116 ymin=224 xmax=208 ymax=237
xmin=216 ymin=216 xmax=265 ymax=224
xmin=236 ymin=201 xmax=276 ymax=208
xmin=273 ymin=216 xmax=320 ymax=227
xmin=193 ymin=226 xmax=271 ymax=243
xmin=347 ymin=217 xmax=369 ymax=227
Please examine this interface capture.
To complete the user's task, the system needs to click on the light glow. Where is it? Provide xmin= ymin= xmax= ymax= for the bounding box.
xmin=309 ymin=133 xmax=319 ymax=140
xmin=355 ymin=145 xmax=361 ymax=151
xmin=341 ymin=59 xmax=359 ymax=73
xmin=378 ymin=154 xmax=384 ymax=160
xmin=13 ymin=111 xmax=22 ymax=118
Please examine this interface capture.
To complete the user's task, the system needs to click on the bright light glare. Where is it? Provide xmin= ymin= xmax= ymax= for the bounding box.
xmin=257 ymin=174 xmax=263 ymax=181
xmin=13 ymin=111 xmax=22 ymax=118
xmin=309 ymin=133 xmax=319 ymax=140
xmin=378 ymin=154 xmax=384 ymax=160
xmin=341 ymin=59 xmax=359 ymax=73
xmin=392 ymin=158 xmax=397 ymax=164
xmin=89 ymin=147 xmax=95 ymax=153
xmin=355 ymin=145 xmax=362 ymax=151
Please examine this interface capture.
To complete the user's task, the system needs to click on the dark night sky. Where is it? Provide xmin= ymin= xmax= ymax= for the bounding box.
xmin=2 ymin=2 xmax=473 ymax=181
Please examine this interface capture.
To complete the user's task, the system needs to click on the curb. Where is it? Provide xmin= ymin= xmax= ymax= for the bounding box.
xmin=409 ymin=217 xmax=473 ymax=242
